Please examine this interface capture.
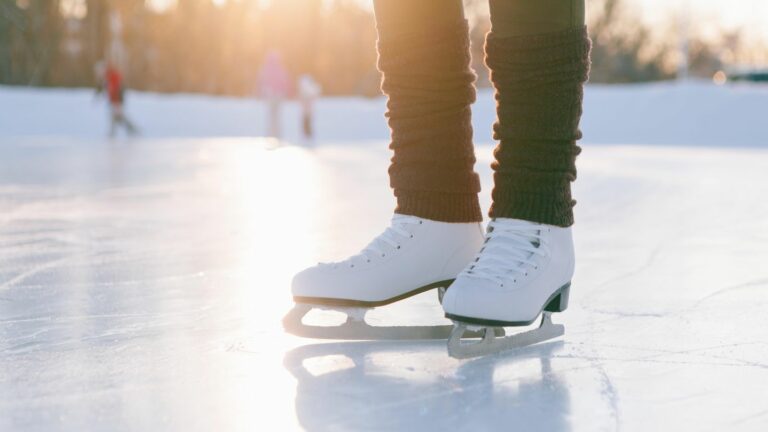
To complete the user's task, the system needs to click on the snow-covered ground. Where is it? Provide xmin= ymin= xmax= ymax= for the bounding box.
xmin=2 ymin=81 xmax=768 ymax=146
xmin=1 ymin=84 xmax=768 ymax=431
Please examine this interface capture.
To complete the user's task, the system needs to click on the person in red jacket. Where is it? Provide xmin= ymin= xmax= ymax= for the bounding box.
xmin=96 ymin=62 xmax=138 ymax=137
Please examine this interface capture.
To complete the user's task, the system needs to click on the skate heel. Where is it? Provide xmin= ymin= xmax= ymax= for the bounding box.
xmin=543 ymin=283 xmax=571 ymax=313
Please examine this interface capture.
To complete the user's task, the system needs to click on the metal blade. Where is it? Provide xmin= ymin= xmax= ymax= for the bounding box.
xmin=283 ymin=304 xmax=498 ymax=341
xmin=447 ymin=313 xmax=564 ymax=359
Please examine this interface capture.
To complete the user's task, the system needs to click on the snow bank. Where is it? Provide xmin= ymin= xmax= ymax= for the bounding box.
xmin=1 ymin=81 xmax=766 ymax=147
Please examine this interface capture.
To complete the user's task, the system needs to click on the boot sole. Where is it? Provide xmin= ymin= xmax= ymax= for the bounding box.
xmin=444 ymin=282 xmax=571 ymax=327
xmin=293 ymin=279 xmax=455 ymax=308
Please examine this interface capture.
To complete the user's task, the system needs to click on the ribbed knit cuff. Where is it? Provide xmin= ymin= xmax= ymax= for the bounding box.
xmin=378 ymin=19 xmax=483 ymax=224
xmin=396 ymin=190 xmax=482 ymax=223
xmin=490 ymin=190 xmax=575 ymax=226
xmin=487 ymin=27 xmax=591 ymax=227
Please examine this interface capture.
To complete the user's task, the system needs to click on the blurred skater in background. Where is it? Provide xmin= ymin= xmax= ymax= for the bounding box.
xmin=258 ymin=50 xmax=291 ymax=139
xmin=297 ymin=74 xmax=322 ymax=141
xmin=95 ymin=61 xmax=139 ymax=138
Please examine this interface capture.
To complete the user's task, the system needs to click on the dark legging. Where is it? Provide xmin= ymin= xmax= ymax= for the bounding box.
xmin=373 ymin=0 xmax=590 ymax=226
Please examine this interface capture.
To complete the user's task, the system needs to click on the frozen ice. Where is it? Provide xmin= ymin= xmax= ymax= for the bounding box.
xmin=1 ymin=135 xmax=767 ymax=431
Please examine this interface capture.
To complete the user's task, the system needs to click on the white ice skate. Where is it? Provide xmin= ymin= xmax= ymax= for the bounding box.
xmin=283 ymin=214 xmax=489 ymax=340
xmin=442 ymin=218 xmax=574 ymax=358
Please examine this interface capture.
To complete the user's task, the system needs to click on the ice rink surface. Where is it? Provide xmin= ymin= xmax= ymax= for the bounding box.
xmin=1 ymin=136 xmax=768 ymax=431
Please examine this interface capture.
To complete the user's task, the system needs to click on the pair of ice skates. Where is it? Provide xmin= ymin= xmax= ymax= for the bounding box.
xmin=283 ymin=214 xmax=574 ymax=358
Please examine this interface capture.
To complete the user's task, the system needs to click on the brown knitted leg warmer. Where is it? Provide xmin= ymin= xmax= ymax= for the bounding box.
xmin=486 ymin=27 xmax=591 ymax=227
xmin=376 ymin=20 xmax=483 ymax=223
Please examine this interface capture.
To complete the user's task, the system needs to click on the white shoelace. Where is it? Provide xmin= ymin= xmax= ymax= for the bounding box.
xmin=459 ymin=219 xmax=549 ymax=286
xmin=322 ymin=214 xmax=422 ymax=268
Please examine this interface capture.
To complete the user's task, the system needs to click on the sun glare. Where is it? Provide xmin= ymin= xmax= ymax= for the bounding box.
xmin=713 ymin=70 xmax=727 ymax=85
xmin=59 ymin=0 xmax=87 ymax=19
xmin=145 ymin=0 xmax=178 ymax=13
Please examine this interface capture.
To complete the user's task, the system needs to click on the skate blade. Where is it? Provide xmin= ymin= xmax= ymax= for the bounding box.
xmin=447 ymin=312 xmax=564 ymax=359
xmin=283 ymin=304 xmax=498 ymax=341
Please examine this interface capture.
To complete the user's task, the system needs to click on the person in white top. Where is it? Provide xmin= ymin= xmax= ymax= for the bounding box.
xmin=297 ymin=74 xmax=321 ymax=140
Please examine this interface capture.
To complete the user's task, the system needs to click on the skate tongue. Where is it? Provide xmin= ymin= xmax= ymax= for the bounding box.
xmin=489 ymin=218 xmax=540 ymax=246
xmin=391 ymin=213 xmax=420 ymax=224
xmin=477 ymin=218 xmax=543 ymax=275
xmin=350 ymin=214 xmax=422 ymax=264
xmin=490 ymin=218 xmax=538 ymax=228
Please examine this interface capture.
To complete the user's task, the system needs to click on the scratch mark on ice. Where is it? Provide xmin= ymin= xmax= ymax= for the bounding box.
xmin=0 ymin=254 xmax=92 ymax=292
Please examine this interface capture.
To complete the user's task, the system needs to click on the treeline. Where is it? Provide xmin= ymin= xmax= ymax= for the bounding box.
xmin=0 ymin=0 xmax=379 ymax=96
xmin=0 ymin=0 xmax=760 ymax=96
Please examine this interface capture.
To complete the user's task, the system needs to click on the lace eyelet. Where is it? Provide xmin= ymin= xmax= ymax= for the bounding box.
xmin=350 ymin=264 xmax=354 ymax=268
xmin=419 ymin=221 xmax=423 ymax=225
xmin=366 ymin=259 xmax=371 ymax=263
xmin=381 ymin=254 xmax=386 ymax=257
xmin=410 ymin=235 xmax=414 ymax=238
xmin=396 ymin=245 xmax=401 ymax=249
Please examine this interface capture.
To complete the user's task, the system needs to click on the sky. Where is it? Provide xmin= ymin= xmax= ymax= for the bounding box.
xmin=637 ymin=0 xmax=768 ymax=38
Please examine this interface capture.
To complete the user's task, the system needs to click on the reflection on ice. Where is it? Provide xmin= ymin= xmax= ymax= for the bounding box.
xmin=284 ymin=341 xmax=573 ymax=432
